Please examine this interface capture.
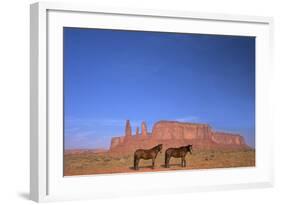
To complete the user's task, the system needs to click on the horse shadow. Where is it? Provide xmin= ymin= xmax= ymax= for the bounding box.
xmin=160 ymin=164 xmax=189 ymax=168
xmin=129 ymin=163 xmax=186 ymax=170
xmin=129 ymin=165 xmax=154 ymax=170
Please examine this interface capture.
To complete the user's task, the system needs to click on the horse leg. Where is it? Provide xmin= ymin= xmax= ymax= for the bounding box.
xmin=152 ymin=158 xmax=155 ymax=169
xmin=137 ymin=159 xmax=140 ymax=170
xmin=166 ymin=156 xmax=170 ymax=168
xmin=183 ymin=158 xmax=186 ymax=167
xmin=134 ymin=156 xmax=136 ymax=170
xmin=165 ymin=153 xmax=168 ymax=168
xmin=134 ymin=156 xmax=139 ymax=170
xmin=181 ymin=157 xmax=185 ymax=167
xmin=134 ymin=155 xmax=137 ymax=170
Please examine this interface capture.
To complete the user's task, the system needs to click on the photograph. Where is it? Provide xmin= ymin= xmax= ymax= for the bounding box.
xmin=63 ymin=27 xmax=255 ymax=176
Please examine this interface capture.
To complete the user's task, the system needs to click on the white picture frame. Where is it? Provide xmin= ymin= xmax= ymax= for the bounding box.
xmin=30 ymin=2 xmax=274 ymax=202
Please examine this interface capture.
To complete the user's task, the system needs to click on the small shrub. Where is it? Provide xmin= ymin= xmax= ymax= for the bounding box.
xmin=103 ymin=157 xmax=111 ymax=162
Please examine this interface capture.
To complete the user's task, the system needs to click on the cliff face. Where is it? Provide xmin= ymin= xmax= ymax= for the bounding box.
xmin=152 ymin=121 xmax=212 ymax=140
xmin=109 ymin=120 xmax=248 ymax=153
xmin=211 ymin=132 xmax=245 ymax=145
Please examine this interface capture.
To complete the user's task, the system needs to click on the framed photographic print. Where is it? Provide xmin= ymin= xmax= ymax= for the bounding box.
xmin=30 ymin=2 xmax=274 ymax=202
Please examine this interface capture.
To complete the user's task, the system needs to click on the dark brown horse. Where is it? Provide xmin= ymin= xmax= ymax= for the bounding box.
xmin=134 ymin=144 xmax=163 ymax=170
xmin=165 ymin=145 xmax=193 ymax=168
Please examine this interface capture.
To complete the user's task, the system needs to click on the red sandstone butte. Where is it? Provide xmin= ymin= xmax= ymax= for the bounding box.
xmin=109 ymin=120 xmax=249 ymax=153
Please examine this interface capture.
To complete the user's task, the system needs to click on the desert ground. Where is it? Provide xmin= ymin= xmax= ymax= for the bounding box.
xmin=64 ymin=148 xmax=255 ymax=176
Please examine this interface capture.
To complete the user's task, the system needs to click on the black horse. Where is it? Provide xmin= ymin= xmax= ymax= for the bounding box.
xmin=165 ymin=145 xmax=192 ymax=168
xmin=134 ymin=144 xmax=163 ymax=170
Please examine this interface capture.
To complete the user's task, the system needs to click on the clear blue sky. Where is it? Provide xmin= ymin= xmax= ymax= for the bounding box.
xmin=64 ymin=27 xmax=255 ymax=149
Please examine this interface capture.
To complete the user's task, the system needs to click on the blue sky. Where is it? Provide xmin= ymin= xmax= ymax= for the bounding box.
xmin=64 ymin=27 xmax=255 ymax=149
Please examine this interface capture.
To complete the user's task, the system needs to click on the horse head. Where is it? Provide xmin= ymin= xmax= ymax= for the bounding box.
xmin=157 ymin=144 xmax=163 ymax=153
xmin=187 ymin=144 xmax=193 ymax=154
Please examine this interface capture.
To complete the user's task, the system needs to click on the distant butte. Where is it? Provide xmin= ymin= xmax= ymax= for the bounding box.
xmin=109 ymin=120 xmax=250 ymax=153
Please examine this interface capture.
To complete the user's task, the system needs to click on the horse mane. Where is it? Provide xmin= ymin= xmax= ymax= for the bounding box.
xmin=152 ymin=144 xmax=162 ymax=149
xmin=179 ymin=145 xmax=192 ymax=150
